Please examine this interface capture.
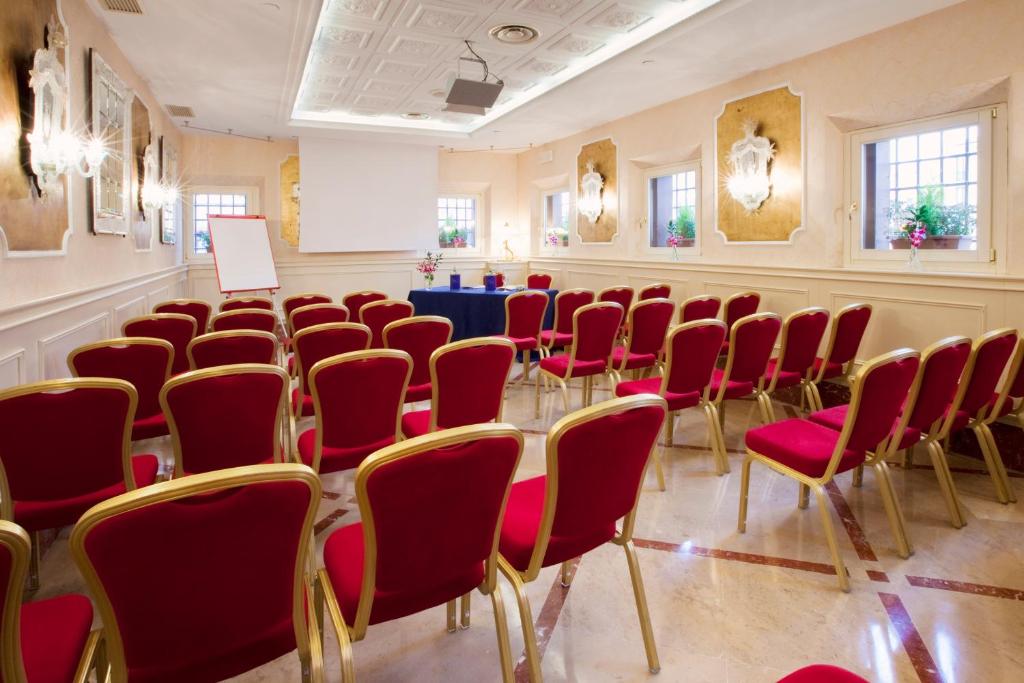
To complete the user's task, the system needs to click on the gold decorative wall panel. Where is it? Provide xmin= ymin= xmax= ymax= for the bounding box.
xmin=715 ymin=86 xmax=803 ymax=242
xmin=130 ymin=95 xmax=152 ymax=251
xmin=280 ymin=154 xmax=299 ymax=247
xmin=576 ymin=138 xmax=618 ymax=243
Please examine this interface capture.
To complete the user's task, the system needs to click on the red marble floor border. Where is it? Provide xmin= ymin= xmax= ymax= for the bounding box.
xmin=314 ymin=508 xmax=349 ymax=535
xmin=633 ymin=537 xmax=842 ymax=576
xmin=513 ymin=556 xmax=581 ymax=683
xmin=905 ymin=575 xmax=1024 ymax=601
xmin=321 ymin=490 xmax=342 ymax=500
xmin=877 ymin=592 xmax=943 ymax=683
xmin=866 ymin=569 xmax=890 ymax=583
xmin=824 ymin=480 xmax=879 ymax=562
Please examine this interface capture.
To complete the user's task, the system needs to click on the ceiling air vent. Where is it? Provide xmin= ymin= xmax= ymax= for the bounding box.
xmin=165 ymin=104 xmax=195 ymax=118
xmin=100 ymin=0 xmax=144 ymax=15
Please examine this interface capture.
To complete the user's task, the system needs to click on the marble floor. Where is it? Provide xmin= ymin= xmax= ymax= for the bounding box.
xmin=31 ymin=370 xmax=1024 ymax=683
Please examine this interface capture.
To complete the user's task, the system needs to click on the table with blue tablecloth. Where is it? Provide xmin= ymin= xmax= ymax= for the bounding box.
xmin=407 ymin=286 xmax=557 ymax=341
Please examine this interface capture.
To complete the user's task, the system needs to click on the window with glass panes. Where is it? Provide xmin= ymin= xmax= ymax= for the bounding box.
xmin=648 ymin=167 xmax=698 ymax=248
xmin=543 ymin=190 xmax=570 ymax=247
xmin=437 ymin=196 xmax=477 ymax=248
xmin=191 ymin=192 xmax=249 ymax=255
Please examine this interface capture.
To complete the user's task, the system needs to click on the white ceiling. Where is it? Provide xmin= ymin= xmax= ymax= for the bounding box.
xmin=88 ymin=0 xmax=964 ymax=150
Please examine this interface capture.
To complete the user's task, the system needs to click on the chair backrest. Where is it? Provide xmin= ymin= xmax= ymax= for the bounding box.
xmin=679 ymin=295 xmax=721 ymax=324
xmin=526 ymin=273 xmax=552 ymax=289
xmin=949 ymin=328 xmax=1018 ymax=421
xmin=504 ymin=290 xmax=549 ymax=343
xmin=817 ymin=303 xmax=872 ymax=380
xmin=282 ymin=293 xmax=331 ymax=319
xmin=187 ymin=330 xmax=278 ymax=370
xmin=293 ymin=323 xmax=372 ymax=397
xmin=638 ymin=283 xmax=671 ymax=300
xmin=122 ymin=313 xmax=197 ymax=375
xmin=342 ymin=290 xmax=388 ymax=322
xmin=767 ymin=308 xmax=831 ymax=390
xmin=598 ymin=286 xmax=634 ymax=314
xmin=160 ymin=365 xmax=290 ymax=477
xmin=570 ymin=302 xmax=623 ymax=365
xmin=834 ymin=349 xmax=920 ymax=464
xmin=210 ymin=308 xmax=278 ymax=334
xmin=287 ymin=304 xmax=349 ymax=336
xmin=661 ymin=320 xmax=728 ymax=397
xmin=153 ymin=299 xmax=212 ymax=336
xmin=900 ymin=336 xmax=971 ymax=439
xmin=622 ymin=299 xmax=674 ymax=357
xmin=309 ymin=351 xmax=411 ymax=472
xmin=522 ymin=396 xmax=666 ymax=580
xmin=0 ymin=379 xmax=137 ymax=521
xmin=382 ymin=316 xmax=453 ymax=388
xmin=0 ymin=520 xmax=30 ymax=682
xmin=220 ymin=296 xmax=273 ymax=312
xmin=361 ymin=300 xmax=415 ymax=348
xmin=69 ymin=337 xmax=173 ymax=420
xmin=551 ymin=289 xmax=595 ymax=335
xmin=723 ymin=291 xmax=760 ymax=329
xmin=70 ymin=465 xmax=321 ymax=683
xmin=988 ymin=336 xmax=1024 ymax=421
xmin=347 ymin=425 xmax=522 ymax=637
xmin=717 ymin=313 xmax=782 ymax=394
xmin=431 ymin=338 xmax=515 ymax=430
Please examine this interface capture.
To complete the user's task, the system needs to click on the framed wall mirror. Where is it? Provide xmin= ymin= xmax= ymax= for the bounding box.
xmin=88 ymin=48 xmax=129 ymax=236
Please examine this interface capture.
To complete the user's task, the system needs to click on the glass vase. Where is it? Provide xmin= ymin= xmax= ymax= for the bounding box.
xmin=671 ymin=245 xmax=679 ymax=261
xmin=906 ymin=246 xmax=923 ymax=272
xmin=424 ymin=273 xmax=434 ymax=289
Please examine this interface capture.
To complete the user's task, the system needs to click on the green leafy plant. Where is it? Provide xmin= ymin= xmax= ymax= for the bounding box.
xmin=195 ymin=230 xmax=212 ymax=253
xmin=893 ymin=186 xmax=975 ymax=238
xmin=667 ymin=206 xmax=696 ymax=240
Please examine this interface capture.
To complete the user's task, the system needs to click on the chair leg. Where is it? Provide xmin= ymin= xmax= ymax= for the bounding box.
xmin=718 ymin=401 xmax=727 ymax=430
xmin=557 ymin=378 xmax=570 ymax=413
xmin=460 ymin=592 xmax=471 ymax=629
xmin=446 ymin=599 xmax=457 ymax=633
xmin=973 ymin=425 xmax=1011 ymax=504
xmin=561 ymin=560 xmax=574 ymax=587
xmin=317 ymin=569 xmax=355 ymax=683
xmin=522 ymin=349 xmax=531 ymax=384
xmin=486 ymin=586 xmax=516 ymax=683
xmin=664 ymin=410 xmax=674 ymax=447
xmin=927 ymin=442 xmax=966 ymax=528
xmin=872 ymin=459 xmax=913 ymax=558
xmin=29 ymin=531 xmax=40 ymax=591
xmin=853 ymin=464 xmax=864 ymax=488
xmin=811 ymin=483 xmax=850 ymax=592
xmin=798 ymin=483 xmax=810 ymax=509
xmin=808 ymin=382 xmax=824 ymax=412
xmin=497 ymin=557 xmax=542 ymax=683
xmin=651 ymin=444 xmax=666 ymax=492
xmin=756 ymin=393 xmax=775 ymax=425
xmin=622 ymin=540 xmax=660 ymax=674
xmin=706 ymin=404 xmax=730 ymax=475
xmin=979 ymin=424 xmax=1016 ymax=503
xmin=737 ymin=456 xmax=753 ymax=532
xmin=534 ymin=371 xmax=542 ymax=419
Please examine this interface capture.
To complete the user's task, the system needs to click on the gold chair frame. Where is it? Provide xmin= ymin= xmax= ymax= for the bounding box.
xmin=711 ymin=312 xmax=782 ymax=435
xmin=341 ymin=290 xmax=388 ymax=319
xmin=807 ymin=303 xmax=873 ymax=412
xmin=68 ymin=336 xmax=174 ymax=385
xmin=538 ymin=288 xmax=594 ymax=360
xmin=638 ymin=282 xmax=671 ymax=300
xmin=209 ymin=308 xmax=279 ymax=334
xmin=424 ymin=337 xmax=516 ymax=433
xmin=611 ymin=297 xmax=673 ymax=383
xmin=291 ymin=322 xmax=373 ymax=437
xmin=357 ymin=298 xmax=414 ymax=326
xmin=286 ymin=303 xmax=350 ymax=338
xmin=283 ymin=293 xmax=333 ymax=317
xmin=185 ymin=330 xmax=280 ymax=370
xmin=219 ymin=295 xmax=274 ymax=312
xmin=762 ymin=307 xmax=831 ymax=422
xmin=501 ymin=290 xmax=548 ymax=383
xmin=677 ymin=294 xmax=721 ymax=325
xmin=152 ymin=298 xmax=213 ymax=334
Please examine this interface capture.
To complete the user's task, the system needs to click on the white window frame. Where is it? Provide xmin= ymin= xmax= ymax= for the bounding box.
xmin=436 ymin=193 xmax=483 ymax=255
xmin=185 ymin=185 xmax=260 ymax=261
xmin=541 ymin=188 xmax=571 ymax=254
xmin=643 ymin=160 xmax=701 ymax=257
xmin=846 ymin=106 xmax=1005 ymax=270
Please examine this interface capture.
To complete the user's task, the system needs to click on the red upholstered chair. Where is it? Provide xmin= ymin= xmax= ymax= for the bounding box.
xmin=810 ymin=336 xmax=972 ymax=528
xmin=808 ymin=303 xmax=872 ymax=410
xmin=69 ymin=337 xmax=174 ymax=441
xmin=288 ymin=303 xmax=349 ymax=336
xmin=0 ymin=520 xmax=104 ymax=683
xmin=70 ymin=464 xmax=323 ymax=683
xmin=612 ymin=298 xmax=674 ymax=380
xmin=985 ymin=334 xmax=1024 ymax=432
xmin=679 ymin=295 xmax=721 ymax=324
xmin=0 ymin=378 xmax=159 ymax=589
xmin=496 ymin=290 xmax=549 ymax=383
xmin=315 ymin=425 xmax=522 ymax=681
xmin=187 ymin=330 xmax=278 ymax=369
xmin=219 ymin=295 xmax=274 ymax=312
xmin=122 ymin=313 xmax=196 ymax=376
xmin=153 ymin=298 xmax=212 ymax=336
xmin=739 ymin=348 xmax=920 ymax=591
xmin=360 ymin=299 xmax=414 ymax=348
xmin=616 ymin=320 xmax=729 ymax=481
xmin=383 ymin=316 xmax=453 ymax=403
xmin=283 ymin=292 xmax=332 ymax=321
xmin=297 ymin=350 xmax=411 ymax=475
xmin=762 ymin=307 xmax=831 ymax=419
xmin=342 ymin=290 xmax=387 ymax=323
xmin=535 ymin=302 xmax=623 ymax=418
xmin=539 ymin=288 xmax=594 ymax=358
xmin=638 ymin=283 xmax=671 ymax=300
xmin=292 ymin=323 xmax=372 ymax=417
xmin=526 ymin=273 xmax=552 ymax=289
xmin=598 ymin=286 xmax=634 ymax=336
xmin=401 ymin=338 xmax=516 ymax=439
xmin=160 ymin=364 xmax=291 ymax=477
xmin=778 ymin=665 xmax=869 ymax=683
xmin=497 ymin=396 xmax=667 ymax=680
xmin=720 ymin=291 xmax=760 ymax=354
xmin=710 ymin=312 xmax=782 ymax=431
xmin=210 ymin=308 xmax=278 ymax=334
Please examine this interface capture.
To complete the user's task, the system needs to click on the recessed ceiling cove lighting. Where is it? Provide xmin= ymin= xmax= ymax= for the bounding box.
xmin=402 ymin=112 xmax=431 ymax=120
xmin=488 ymin=25 xmax=539 ymax=45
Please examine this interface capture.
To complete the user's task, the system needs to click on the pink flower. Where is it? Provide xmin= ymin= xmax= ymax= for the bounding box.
xmin=667 ymin=235 xmax=681 ymax=248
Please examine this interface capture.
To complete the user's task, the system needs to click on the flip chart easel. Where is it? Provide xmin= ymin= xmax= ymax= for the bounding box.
xmin=207 ymin=214 xmax=280 ymax=298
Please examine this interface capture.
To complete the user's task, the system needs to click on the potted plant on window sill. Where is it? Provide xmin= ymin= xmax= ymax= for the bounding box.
xmin=438 ymin=219 xmax=470 ymax=249
xmin=888 ymin=187 xmax=974 ymax=250
xmin=666 ymin=207 xmax=696 ymax=251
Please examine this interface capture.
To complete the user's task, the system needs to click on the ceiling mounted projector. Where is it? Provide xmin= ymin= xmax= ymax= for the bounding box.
xmin=445 ymin=41 xmax=504 ymax=115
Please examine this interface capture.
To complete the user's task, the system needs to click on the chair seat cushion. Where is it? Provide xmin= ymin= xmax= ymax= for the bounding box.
xmin=778 ymin=664 xmax=868 ymax=683
xmin=404 ymin=382 xmax=432 ymax=403
xmin=13 ymin=454 xmax=159 ymax=533
xmin=401 ymin=409 xmax=431 ymax=438
xmin=21 ymin=594 xmax=94 ymax=683
xmin=132 ymin=412 xmax=169 ymax=441
xmin=614 ymin=378 xmax=700 ymax=411
xmin=539 ymin=330 xmax=573 ymax=348
xmin=498 ymin=476 xmax=615 ymax=572
xmin=709 ymin=368 xmax=754 ymax=400
xmin=612 ymin=347 xmax=657 ymax=371
xmin=745 ymin=419 xmax=864 ymax=478
xmin=323 ymin=522 xmax=483 ymax=626
xmin=539 ymin=355 xmax=606 ymax=379
xmin=765 ymin=359 xmax=803 ymax=390
xmin=814 ymin=357 xmax=844 ymax=380
xmin=810 ymin=405 xmax=922 ymax=450
xmin=297 ymin=429 xmax=394 ymax=474
xmin=291 ymin=389 xmax=314 ymax=417
xmin=498 ymin=335 xmax=539 ymax=352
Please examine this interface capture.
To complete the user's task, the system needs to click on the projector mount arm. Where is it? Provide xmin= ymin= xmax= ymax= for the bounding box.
xmin=458 ymin=40 xmax=504 ymax=86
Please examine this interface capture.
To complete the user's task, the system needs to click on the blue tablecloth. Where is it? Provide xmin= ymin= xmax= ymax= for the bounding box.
xmin=407 ymin=286 xmax=557 ymax=341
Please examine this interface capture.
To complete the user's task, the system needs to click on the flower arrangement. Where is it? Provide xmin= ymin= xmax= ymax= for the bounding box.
xmin=545 ymin=226 xmax=568 ymax=248
xmin=889 ymin=186 xmax=975 ymax=250
xmin=417 ymin=251 xmax=443 ymax=288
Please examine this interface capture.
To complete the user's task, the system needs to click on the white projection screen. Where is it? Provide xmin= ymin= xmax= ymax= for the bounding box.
xmin=299 ymin=137 xmax=438 ymax=252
